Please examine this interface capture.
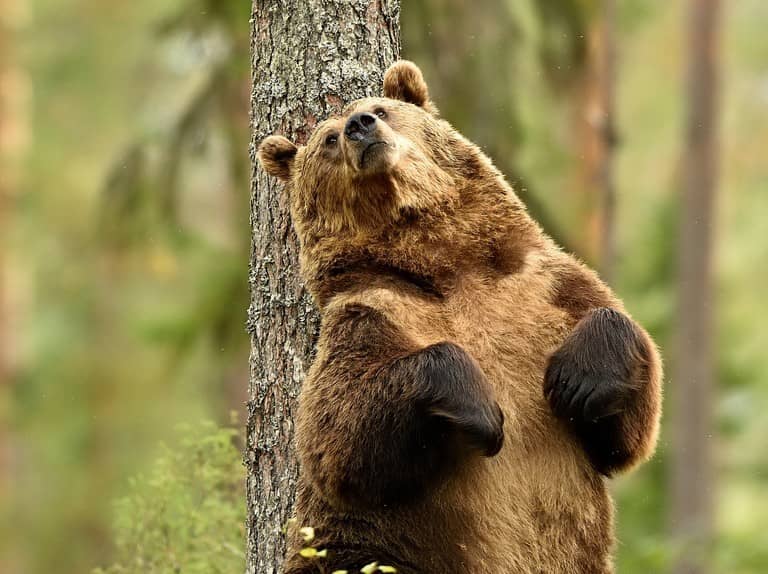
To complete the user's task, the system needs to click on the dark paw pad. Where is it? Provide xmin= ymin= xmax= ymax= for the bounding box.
xmin=544 ymin=357 xmax=632 ymax=424
xmin=544 ymin=308 xmax=646 ymax=426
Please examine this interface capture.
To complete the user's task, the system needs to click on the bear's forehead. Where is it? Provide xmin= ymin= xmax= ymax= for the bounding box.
xmin=340 ymin=96 xmax=388 ymax=116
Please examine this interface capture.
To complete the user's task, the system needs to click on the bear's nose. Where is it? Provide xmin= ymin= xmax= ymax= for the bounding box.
xmin=344 ymin=112 xmax=377 ymax=142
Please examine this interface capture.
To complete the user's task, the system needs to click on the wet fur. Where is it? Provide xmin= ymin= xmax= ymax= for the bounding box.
xmin=259 ymin=61 xmax=663 ymax=574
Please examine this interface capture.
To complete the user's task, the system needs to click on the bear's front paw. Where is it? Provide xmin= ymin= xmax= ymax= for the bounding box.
xmin=544 ymin=353 xmax=635 ymax=425
xmin=436 ymin=397 xmax=504 ymax=457
xmin=544 ymin=308 xmax=645 ymax=425
xmin=419 ymin=342 xmax=505 ymax=457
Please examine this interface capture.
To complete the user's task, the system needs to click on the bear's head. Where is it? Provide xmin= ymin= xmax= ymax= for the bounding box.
xmin=258 ymin=61 xmax=541 ymax=304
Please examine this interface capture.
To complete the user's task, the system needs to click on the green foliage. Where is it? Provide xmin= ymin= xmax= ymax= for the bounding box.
xmin=93 ymin=421 xmax=245 ymax=574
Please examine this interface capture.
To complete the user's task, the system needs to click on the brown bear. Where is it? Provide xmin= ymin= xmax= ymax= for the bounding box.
xmin=258 ymin=60 xmax=662 ymax=574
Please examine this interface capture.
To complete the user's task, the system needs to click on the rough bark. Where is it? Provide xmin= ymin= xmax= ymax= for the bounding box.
xmin=670 ymin=0 xmax=720 ymax=573
xmin=245 ymin=2 xmax=401 ymax=573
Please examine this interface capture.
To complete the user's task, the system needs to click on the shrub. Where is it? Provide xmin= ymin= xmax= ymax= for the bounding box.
xmin=94 ymin=421 xmax=244 ymax=574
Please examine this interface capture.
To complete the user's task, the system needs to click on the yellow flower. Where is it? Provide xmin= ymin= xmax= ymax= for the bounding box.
xmin=298 ymin=548 xmax=317 ymax=558
xmin=299 ymin=526 xmax=315 ymax=543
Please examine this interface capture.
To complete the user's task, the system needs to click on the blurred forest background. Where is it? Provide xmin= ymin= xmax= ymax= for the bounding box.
xmin=1 ymin=0 xmax=766 ymax=573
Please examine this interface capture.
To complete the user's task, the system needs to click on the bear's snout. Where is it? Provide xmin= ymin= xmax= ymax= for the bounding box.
xmin=343 ymin=112 xmax=396 ymax=172
xmin=344 ymin=112 xmax=378 ymax=142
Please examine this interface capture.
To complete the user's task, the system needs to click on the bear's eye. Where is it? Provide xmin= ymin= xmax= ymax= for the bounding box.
xmin=374 ymin=108 xmax=387 ymax=119
xmin=325 ymin=133 xmax=338 ymax=146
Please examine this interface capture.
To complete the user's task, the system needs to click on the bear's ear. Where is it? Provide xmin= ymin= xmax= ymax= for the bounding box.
xmin=258 ymin=135 xmax=298 ymax=181
xmin=383 ymin=60 xmax=436 ymax=113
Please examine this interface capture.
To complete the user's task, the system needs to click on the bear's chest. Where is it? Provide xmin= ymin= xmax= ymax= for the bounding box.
xmin=446 ymin=272 xmax=571 ymax=388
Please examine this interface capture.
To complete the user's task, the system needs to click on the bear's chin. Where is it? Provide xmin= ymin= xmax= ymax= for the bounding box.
xmin=353 ymin=141 xmax=399 ymax=176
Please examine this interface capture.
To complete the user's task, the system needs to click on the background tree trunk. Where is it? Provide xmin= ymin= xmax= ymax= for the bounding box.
xmin=578 ymin=0 xmax=617 ymax=281
xmin=1 ymin=1 xmax=29 ymax=572
xmin=671 ymin=0 xmax=721 ymax=573
xmin=245 ymin=2 xmax=401 ymax=573
xmin=596 ymin=0 xmax=617 ymax=283
xmin=0 ymin=5 xmax=9 ymax=572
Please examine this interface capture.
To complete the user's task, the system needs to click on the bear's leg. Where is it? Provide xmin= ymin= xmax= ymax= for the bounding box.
xmin=283 ymin=545 xmax=420 ymax=574
xmin=543 ymin=307 xmax=662 ymax=476
xmin=409 ymin=341 xmax=505 ymax=457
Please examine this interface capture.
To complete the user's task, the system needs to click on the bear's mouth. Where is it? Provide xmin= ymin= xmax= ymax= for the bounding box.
xmin=360 ymin=141 xmax=389 ymax=168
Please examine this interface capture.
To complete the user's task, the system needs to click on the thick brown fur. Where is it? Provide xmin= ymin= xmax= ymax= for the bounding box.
xmin=258 ymin=60 xmax=663 ymax=574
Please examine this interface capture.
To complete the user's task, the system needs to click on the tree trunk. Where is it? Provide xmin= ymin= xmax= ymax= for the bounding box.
xmin=1 ymin=1 xmax=29 ymax=572
xmin=671 ymin=1 xmax=720 ymax=573
xmin=0 ymin=10 xmax=8 ymax=574
xmin=245 ymin=2 xmax=401 ymax=573
xmin=596 ymin=0 xmax=617 ymax=284
xmin=578 ymin=0 xmax=617 ymax=281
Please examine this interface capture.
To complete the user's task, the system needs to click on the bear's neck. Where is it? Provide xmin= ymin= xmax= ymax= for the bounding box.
xmin=302 ymin=187 xmax=544 ymax=308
